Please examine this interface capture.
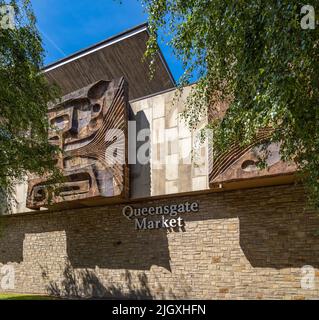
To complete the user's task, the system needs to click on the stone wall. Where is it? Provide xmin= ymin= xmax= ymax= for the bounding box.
xmin=0 ymin=180 xmax=34 ymax=215
xmin=130 ymin=86 xmax=208 ymax=198
xmin=0 ymin=184 xmax=319 ymax=299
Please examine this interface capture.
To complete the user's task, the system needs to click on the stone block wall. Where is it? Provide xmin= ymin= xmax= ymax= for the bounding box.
xmin=130 ymin=87 xmax=208 ymax=198
xmin=0 ymin=184 xmax=319 ymax=299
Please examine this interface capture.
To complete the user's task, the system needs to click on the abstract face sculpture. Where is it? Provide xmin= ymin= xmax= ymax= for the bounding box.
xmin=27 ymin=78 xmax=129 ymax=209
xmin=209 ymin=128 xmax=296 ymax=187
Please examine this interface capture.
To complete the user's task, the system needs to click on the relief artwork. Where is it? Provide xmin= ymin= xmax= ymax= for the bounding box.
xmin=209 ymin=128 xmax=296 ymax=188
xmin=27 ymin=78 xmax=129 ymax=209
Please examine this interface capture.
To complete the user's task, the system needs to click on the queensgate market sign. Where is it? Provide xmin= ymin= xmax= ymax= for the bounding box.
xmin=122 ymin=202 xmax=199 ymax=230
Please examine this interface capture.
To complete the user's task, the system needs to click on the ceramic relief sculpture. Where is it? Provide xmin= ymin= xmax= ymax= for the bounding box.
xmin=208 ymin=110 xmax=296 ymax=188
xmin=27 ymin=78 xmax=129 ymax=209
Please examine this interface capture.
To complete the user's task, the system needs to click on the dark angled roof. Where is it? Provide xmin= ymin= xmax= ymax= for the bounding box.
xmin=43 ymin=23 xmax=176 ymax=100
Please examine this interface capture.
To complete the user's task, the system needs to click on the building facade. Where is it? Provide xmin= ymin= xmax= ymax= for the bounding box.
xmin=0 ymin=24 xmax=318 ymax=299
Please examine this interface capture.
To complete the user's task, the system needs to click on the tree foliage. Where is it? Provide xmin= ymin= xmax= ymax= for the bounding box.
xmin=142 ymin=0 xmax=319 ymax=206
xmin=0 ymin=0 xmax=59 ymax=200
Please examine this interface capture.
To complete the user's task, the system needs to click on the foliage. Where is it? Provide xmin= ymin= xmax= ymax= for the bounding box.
xmin=0 ymin=293 xmax=57 ymax=300
xmin=142 ymin=0 xmax=319 ymax=206
xmin=0 ymin=0 xmax=60 ymax=207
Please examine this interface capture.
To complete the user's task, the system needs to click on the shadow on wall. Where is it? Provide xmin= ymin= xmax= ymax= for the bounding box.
xmin=0 ymin=190 xmax=8 ymax=215
xmin=0 ymin=184 xmax=319 ymax=293
xmin=65 ymin=209 xmax=171 ymax=270
xmin=0 ymin=218 xmax=25 ymax=263
xmin=129 ymin=107 xmax=151 ymax=198
xmin=43 ymin=259 xmax=184 ymax=299
xmin=237 ymin=196 xmax=319 ymax=268
xmin=184 ymin=184 xmax=319 ymax=269
xmin=0 ymin=206 xmax=171 ymax=271
xmin=43 ymin=259 xmax=153 ymax=299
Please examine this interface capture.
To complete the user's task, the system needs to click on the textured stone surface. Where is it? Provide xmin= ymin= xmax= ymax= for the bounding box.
xmin=130 ymin=86 xmax=208 ymax=197
xmin=0 ymin=184 xmax=319 ymax=299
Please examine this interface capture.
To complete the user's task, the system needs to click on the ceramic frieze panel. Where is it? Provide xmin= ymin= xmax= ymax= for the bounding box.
xmin=209 ymin=127 xmax=297 ymax=188
xmin=27 ymin=78 xmax=129 ymax=209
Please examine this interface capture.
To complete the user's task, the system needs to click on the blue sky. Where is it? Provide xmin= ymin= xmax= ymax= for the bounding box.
xmin=31 ymin=0 xmax=185 ymax=82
